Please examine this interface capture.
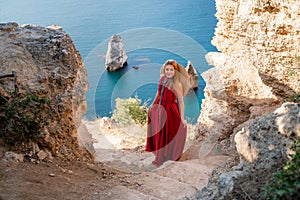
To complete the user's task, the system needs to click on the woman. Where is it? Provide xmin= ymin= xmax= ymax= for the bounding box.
xmin=146 ymin=59 xmax=190 ymax=167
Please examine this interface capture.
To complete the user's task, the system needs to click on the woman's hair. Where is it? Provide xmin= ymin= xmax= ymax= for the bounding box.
xmin=160 ymin=59 xmax=190 ymax=96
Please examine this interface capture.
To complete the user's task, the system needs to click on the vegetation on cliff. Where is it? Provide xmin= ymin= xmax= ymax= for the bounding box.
xmin=263 ymin=138 xmax=300 ymax=200
xmin=0 ymin=94 xmax=50 ymax=146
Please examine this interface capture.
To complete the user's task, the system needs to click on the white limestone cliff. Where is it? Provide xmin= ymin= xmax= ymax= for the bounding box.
xmin=194 ymin=0 xmax=300 ymax=158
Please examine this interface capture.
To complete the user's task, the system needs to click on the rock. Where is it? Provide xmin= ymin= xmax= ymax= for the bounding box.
xmin=3 ymin=151 xmax=24 ymax=162
xmin=31 ymin=142 xmax=40 ymax=154
xmin=37 ymin=150 xmax=48 ymax=161
xmin=47 ymin=24 xmax=63 ymax=31
xmin=0 ymin=22 xmax=92 ymax=161
xmin=105 ymin=35 xmax=128 ymax=71
xmin=235 ymin=102 xmax=298 ymax=169
xmin=274 ymin=103 xmax=300 ymax=137
xmin=0 ymin=22 xmax=18 ymax=32
xmin=217 ymin=171 xmax=245 ymax=197
xmin=99 ymin=117 xmax=113 ymax=128
xmin=196 ymin=102 xmax=299 ymax=199
xmin=42 ymin=149 xmax=53 ymax=162
xmin=78 ymin=122 xmax=95 ymax=156
xmin=185 ymin=61 xmax=198 ymax=90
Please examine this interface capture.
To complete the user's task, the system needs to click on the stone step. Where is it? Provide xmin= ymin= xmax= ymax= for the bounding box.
xmin=94 ymin=148 xmax=156 ymax=173
xmin=192 ymin=155 xmax=230 ymax=166
xmin=154 ymin=156 xmax=230 ymax=190
xmin=93 ymin=185 xmax=160 ymax=200
xmin=127 ymin=172 xmax=198 ymax=200
xmin=94 ymin=149 xmax=230 ymax=199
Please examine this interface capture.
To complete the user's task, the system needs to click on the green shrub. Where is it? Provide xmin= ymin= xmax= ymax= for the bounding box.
xmin=262 ymin=138 xmax=300 ymax=200
xmin=290 ymin=93 xmax=300 ymax=105
xmin=111 ymin=96 xmax=148 ymax=126
xmin=0 ymin=94 xmax=50 ymax=144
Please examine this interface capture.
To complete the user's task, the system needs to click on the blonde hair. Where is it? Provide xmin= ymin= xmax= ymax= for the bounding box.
xmin=160 ymin=59 xmax=190 ymax=96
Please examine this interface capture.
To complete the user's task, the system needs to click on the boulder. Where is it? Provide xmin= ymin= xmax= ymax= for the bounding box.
xmin=105 ymin=35 xmax=128 ymax=71
xmin=196 ymin=102 xmax=299 ymax=199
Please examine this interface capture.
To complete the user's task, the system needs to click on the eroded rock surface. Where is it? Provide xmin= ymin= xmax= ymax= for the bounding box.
xmin=0 ymin=22 xmax=92 ymax=160
xmin=197 ymin=103 xmax=299 ymax=199
xmin=194 ymin=0 xmax=300 ymax=159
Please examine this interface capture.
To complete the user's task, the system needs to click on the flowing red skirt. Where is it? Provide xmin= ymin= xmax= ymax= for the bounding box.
xmin=145 ymin=82 xmax=187 ymax=167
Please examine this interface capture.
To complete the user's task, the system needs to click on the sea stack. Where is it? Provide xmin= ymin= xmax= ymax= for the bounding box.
xmin=105 ymin=34 xmax=128 ymax=71
xmin=185 ymin=61 xmax=198 ymax=90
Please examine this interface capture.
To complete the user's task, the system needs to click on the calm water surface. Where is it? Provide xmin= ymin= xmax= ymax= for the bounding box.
xmin=0 ymin=0 xmax=217 ymax=123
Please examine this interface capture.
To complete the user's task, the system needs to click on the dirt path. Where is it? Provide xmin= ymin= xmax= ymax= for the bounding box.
xmin=0 ymin=157 xmax=127 ymax=200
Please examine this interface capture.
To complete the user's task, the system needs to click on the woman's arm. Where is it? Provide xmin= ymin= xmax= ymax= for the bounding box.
xmin=150 ymin=75 xmax=164 ymax=107
xmin=150 ymin=91 xmax=159 ymax=107
xmin=176 ymin=82 xmax=186 ymax=126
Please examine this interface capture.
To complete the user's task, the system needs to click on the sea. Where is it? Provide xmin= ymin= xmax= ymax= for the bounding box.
xmin=0 ymin=0 xmax=218 ymax=124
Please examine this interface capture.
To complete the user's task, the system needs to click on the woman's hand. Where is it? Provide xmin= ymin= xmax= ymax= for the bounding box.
xmin=181 ymin=118 xmax=187 ymax=128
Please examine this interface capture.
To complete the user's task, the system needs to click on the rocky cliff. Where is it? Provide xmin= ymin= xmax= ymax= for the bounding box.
xmin=191 ymin=0 xmax=300 ymax=199
xmin=195 ymin=0 xmax=300 ymax=157
xmin=0 ymin=22 xmax=93 ymax=161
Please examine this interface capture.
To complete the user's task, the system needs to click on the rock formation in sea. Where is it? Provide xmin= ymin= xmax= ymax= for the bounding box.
xmin=0 ymin=22 xmax=93 ymax=161
xmin=105 ymin=34 xmax=128 ymax=71
xmin=189 ymin=0 xmax=300 ymax=198
xmin=185 ymin=61 xmax=199 ymax=90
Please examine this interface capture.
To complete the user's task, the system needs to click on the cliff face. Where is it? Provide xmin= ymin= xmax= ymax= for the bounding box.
xmin=196 ymin=0 xmax=300 ymax=156
xmin=192 ymin=1 xmax=300 ymax=198
xmin=0 ymin=23 xmax=92 ymax=160
xmin=212 ymin=0 xmax=300 ymax=93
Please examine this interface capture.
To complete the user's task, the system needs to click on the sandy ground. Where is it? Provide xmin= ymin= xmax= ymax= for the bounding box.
xmin=0 ymin=156 xmax=130 ymax=200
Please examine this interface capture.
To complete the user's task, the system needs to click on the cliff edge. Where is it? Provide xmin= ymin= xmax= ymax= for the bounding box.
xmin=189 ymin=0 xmax=300 ymax=199
xmin=0 ymin=22 xmax=93 ymax=161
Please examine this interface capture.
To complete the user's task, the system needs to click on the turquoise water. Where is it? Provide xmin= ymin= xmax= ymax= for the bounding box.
xmin=0 ymin=0 xmax=217 ymax=123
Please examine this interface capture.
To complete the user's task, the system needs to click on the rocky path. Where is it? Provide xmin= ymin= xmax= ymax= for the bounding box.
xmin=84 ymin=118 xmax=230 ymax=200
xmin=95 ymin=147 xmax=229 ymax=200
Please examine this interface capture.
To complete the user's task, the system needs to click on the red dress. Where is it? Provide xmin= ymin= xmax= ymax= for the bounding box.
xmin=146 ymin=76 xmax=187 ymax=167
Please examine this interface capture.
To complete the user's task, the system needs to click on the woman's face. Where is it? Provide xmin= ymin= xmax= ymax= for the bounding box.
xmin=165 ymin=64 xmax=175 ymax=78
